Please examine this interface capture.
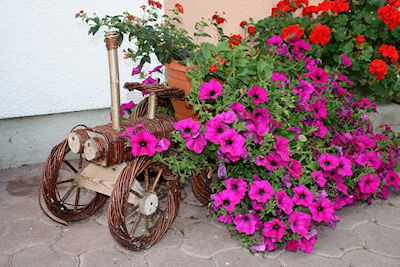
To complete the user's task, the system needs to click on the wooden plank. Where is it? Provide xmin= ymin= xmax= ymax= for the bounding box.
xmin=76 ymin=163 xmax=142 ymax=205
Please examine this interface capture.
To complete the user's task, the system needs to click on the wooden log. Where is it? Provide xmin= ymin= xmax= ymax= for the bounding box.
xmin=68 ymin=130 xmax=103 ymax=154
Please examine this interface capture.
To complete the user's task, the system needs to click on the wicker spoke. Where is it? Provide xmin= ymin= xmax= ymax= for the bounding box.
xmin=73 ymin=187 xmax=81 ymax=212
xmin=144 ymin=216 xmax=150 ymax=235
xmin=156 ymin=206 xmax=164 ymax=214
xmin=145 ymin=168 xmax=149 ymax=193
xmin=61 ymin=185 xmax=76 ymax=203
xmin=129 ymin=189 xmax=143 ymax=198
xmin=129 ymin=213 xmax=141 ymax=238
xmin=56 ymin=178 xmax=74 ymax=185
xmin=124 ymin=205 xmax=139 ymax=218
xmin=151 ymin=169 xmax=163 ymax=192
xmin=63 ymin=159 xmax=78 ymax=173
xmin=156 ymin=186 xmax=171 ymax=198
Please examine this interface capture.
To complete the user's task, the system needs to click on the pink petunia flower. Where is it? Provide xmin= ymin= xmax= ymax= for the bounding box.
xmin=274 ymin=136 xmax=292 ymax=162
xmin=288 ymin=159 xmax=302 ymax=179
xmin=142 ymin=77 xmax=158 ymax=84
xmin=358 ymin=173 xmax=380 ymax=194
xmin=289 ymin=211 xmax=312 ymax=237
xmin=336 ymin=156 xmax=353 ymax=176
xmin=312 ymin=171 xmax=327 ymax=187
xmin=185 ymin=133 xmax=207 ymax=154
xmin=129 ymin=129 xmax=158 ymax=156
xmin=251 ymin=199 xmax=264 ymax=210
xmin=318 ymin=153 xmax=339 ymax=171
xmin=298 ymin=236 xmax=316 ymax=253
xmin=263 ymin=220 xmax=288 ymax=241
xmin=199 ymin=80 xmax=223 ymax=100
xmin=218 ymin=213 xmax=233 ymax=224
xmin=272 ymin=72 xmax=288 ymax=88
xmin=131 ymin=65 xmax=143 ymax=75
xmin=308 ymin=197 xmax=335 ymax=222
xmin=121 ymin=101 xmax=134 ymax=111
xmin=219 ymin=129 xmax=247 ymax=159
xmin=305 ymin=67 xmax=330 ymax=84
xmin=225 ymin=177 xmax=248 ymax=200
xmin=340 ymin=54 xmax=353 ymax=68
xmin=247 ymin=85 xmax=268 ymax=106
xmin=292 ymin=184 xmax=315 ymax=207
xmin=230 ymin=102 xmax=253 ymax=120
xmin=267 ymin=35 xmax=283 ymax=47
xmin=285 ymin=239 xmax=299 ymax=251
xmin=248 ymin=180 xmax=274 ymax=203
xmin=256 ymin=153 xmax=287 ymax=171
xmin=174 ymin=118 xmax=201 ymax=139
xmin=148 ymin=64 xmax=163 ymax=74
xmin=205 ymin=117 xmax=227 ymax=144
xmin=310 ymin=100 xmax=327 ymax=119
xmin=293 ymin=80 xmax=315 ymax=101
xmin=292 ymin=40 xmax=311 ymax=59
xmin=313 ymin=120 xmax=328 ymax=139
xmin=212 ymin=189 xmax=240 ymax=212
xmin=155 ymin=138 xmax=170 ymax=152
xmin=214 ymin=111 xmax=237 ymax=124
xmin=385 ymin=171 xmax=400 ymax=187
xmin=275 ymin=190 xmax=294 ymax=215
xmin=234 ymin=213 xmax=261 ymax=235
xmin=119 ymin=122 xmax=144 ymax=139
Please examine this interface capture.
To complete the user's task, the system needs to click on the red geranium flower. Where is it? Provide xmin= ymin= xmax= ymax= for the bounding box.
xmin=155 ymin=1 xmax=162 ymax=9
xmin=379 ymin=44 xmax=399 ymax=63
xmin=272 ymin=0 xmax=293 ymax=17
xmin=209 ymin=64 xmax=218 ymax=73
xmin=281 ymin=24 xmax=304 ymax=39
xmin=175 ymin=3 xmax=184 ymax=14
xmin=240 ymin=20 xmax=247 ymax=27
xmin=331 ymin=0 xmax=349 ymax=14
xmin=377 ymin=5 xmax=400 ymax=31
xmin=216 ymin=17 xmax=225 ymax=24
xmin=228 ymin=34 xmax=243 ymax=48
xmin=309 ymin=24 xmax=331 ymax=46
xmin=302 ymin=5 xmax=318 ymax=16
xmin=247 ymin=25 xmax=256 ymax=35
xmin=369 ymin=59 xmax=388 ymax=81
xmin=356 ymin=35 xmax=366 ymax=43
xmin=317 ymin=1 xmax=332 ymax=12
xmin=215 ymin=55 xmax=227 ymax=66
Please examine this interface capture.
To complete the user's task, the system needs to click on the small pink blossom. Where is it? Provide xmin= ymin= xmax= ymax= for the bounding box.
xmin=225 ymin=177 xmax=247 ymax=200
xmin=174 ymin=118 xmax=201 ymax=139
xmin=263 ymin=220 xmax=288 ymax=241
xmin=129 ymin=129 xmax=158 ymax=156
xmin=199 ymin=80 xmax=223 ymax=100
xmin=312 ymin=171 xmax=327 ymax=187
xmin=288 ymin=159 xmax=302 ymax=179
xmin=358 ymin=173 xmax=380 ymax=194
xmin=155 ymin=138 xmax=170 ymax=152
xmin=218 ymin=213 xmax=233 ymax=224
xmin=285 ymin=239 xmax=299 ymax=251
xmin=234 ymin=213 xmax=261 ymax=235
xmin=292 ymin=184 xmax=315 ymax=207
xmin=212 ymin=189 xmax=240 ymax=212
xmin=275 ymin=190 xmax=293 ymax=215
xmin=289 ymin=211 xmax=312 ymax=237
xmin=318 ymin=153 xmax=339 ymax=171
xmin=186 ymin=133 xmax=207 ymax=154
xmin=247 ymin=85 xmax=268 ymax=106
xmin=309 ymin=197 xmax=335 ymax=222
xmin=298 ymin=236 xmax=316 ymax=253
xmin=248 ymin=180 xmax=274 ymax=203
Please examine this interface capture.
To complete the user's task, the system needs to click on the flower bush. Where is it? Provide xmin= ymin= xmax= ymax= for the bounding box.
xmin=154 ymin=33 xmax=400 ymax=253
xmin=253 ymin=0 xmax=400 ymax=102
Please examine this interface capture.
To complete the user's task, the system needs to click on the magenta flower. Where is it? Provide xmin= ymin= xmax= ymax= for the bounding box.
xmin=251 ymin=199 xmax=264 ymax=210
xmin=148 ymin=64 xmax=163 ymax=74
xmin=215 ymin=111 xmax=237 ymax=124
xmin=298 ymin=236 xmax=316 ymax=253
xmin=212 ymin=189 xmax=240 ymax=212
xmin=174 ymin=118 xmax=201 ymax=139
xmin=275 ymin=190 xmax=294 ymax=215
xmin=337 ymin=156 xmax=353 ymax=177
xmin=131 ymin=65 xmax=143 ymax=75
xmin=129 ymin=129 xmax=158 ymax=156
xmin=199 ymin=80 xmax=223 ymax=100
xmin=256 ymin=153 xmax=286 ymax=171
xmin=309 ymin=197 xmax=335 ymax=222
xmin=289 ymin=211 xmax=312 ymax=237
xmin=267 ymin=35 xmax=283 ymax=47
xmin=247 ymin=85 xmax=268 ymax=106
xmin=219 ymin=129 xmax=247 ymax=158
xmin=225 ymin=177 xmax=247 ymax=200
xmin=385 ymin=171 xmax=400 ymax=187
xmin=272 ymin=72 xmax=288 ymax=88
xmin=306 ymin=67 xmax=330 ymax=84
xmin=263 ymin=220 xmax=288 ymax=241
xmin=318 ymin=153 xmax=339 ymax=171
xmin=142 ymin=77 xmax=157 ymax=84
xmin=186 ymin=133 xmax=207 ymax=154
xmin=218 ymin=213 xmax=233 ymax=224
xmin=234 ymin=213 xmax=261 ymax=235
xmin=119 ymin=122 xmax=144 ymax=139
xmin=310 ymin=100 xmax=327 ymax=119
xmin=292 ymin=40 xmax=311 ymax=58
xmin=121 ymin=101 xmax=134 ymax=111
xmin=340 ymin=54 xmax=352 ymax=68
xmin=285 ymin=239 xmax=299 ymax=251
xmin=248 ymin=180 xmax=274 ymax=203
xmin=274 ymin=136 xmax=292 ymax=162
xmin=312 ymin=171 xmax=327 ymax=187
xmin=253 ymin=108 xmax=270 ymax=123
xmin=358 ymin=173 xmax=380 ymax=194
xmin=230 ymin=102 xmax=253 ymax=120
xmin=155 ymin=138 xmax=170 ymax=152
xmin=205 ymin=117 xmax=227 ymax=144
xmin=293 ymin=80 xmax=315 ymax=101
xmin=288 ymin=159 xmax=302 ymax=179
xmin=292 ymin=184 xmax=315 ymax=207
xmin=313 ymin=120 xmax=328 ymax=139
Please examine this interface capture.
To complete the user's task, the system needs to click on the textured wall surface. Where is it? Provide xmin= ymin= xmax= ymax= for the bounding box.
xmin=0 ymin=0 xmax=163 ymax=119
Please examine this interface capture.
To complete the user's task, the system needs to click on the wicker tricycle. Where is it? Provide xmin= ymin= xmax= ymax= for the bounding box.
xmin=39 ymin=32 xmax=211 ymax=251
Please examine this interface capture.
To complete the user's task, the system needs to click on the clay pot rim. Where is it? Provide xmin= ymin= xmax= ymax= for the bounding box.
xmin=164 ymin=59 xmax=197 ymax=72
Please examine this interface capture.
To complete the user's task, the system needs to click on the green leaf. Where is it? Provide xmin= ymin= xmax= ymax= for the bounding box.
xmin=200 ymin=42 xmax=211 ymax=60
xmin=342 ymin=40 xmax=354 ymax=54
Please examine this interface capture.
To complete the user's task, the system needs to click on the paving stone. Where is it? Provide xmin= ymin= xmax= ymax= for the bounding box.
xmin=355 ymin=222 xmax=400 ymax=258
xmin=312 ymin=227 xmax=364 ymax=258
xmin=213 ymin=248 xmax=281 ymax=267
xmin=80 ymin=245 xmax=147 ymax=267
xmin=381 ymin=189 xmax=400 ymax=207
xmin=335 ymin=204 xmax=372 ymax=230
xmin=172 ymin=202 xmax=209 ymax=230
xmin=147 ymin=247 xmax=214 ymax=267
xmin=180 ymin=221 xmax=241 ymax=258
xmin=278 ymin=251 xmax=347 ymax=267
xmin=342 ymin=249 xmax=400 ymax=267
xmin=0 ymin=197 xmax=42 ymax=222
xmin=0 ymin=254 xmax=10 ymax=267
xmin=12 ymin=245 xmax=78 ymax=267
xmin=92 ymin=206 xmax=108 ymax=226
xmin=366 ymin=203 xmax=400 ymax=230
xmin=53 ymin=221 xmax=114 ymax=255
xmin=182 ymin=183 xmax=204 ymax=207
xmin=0 ymin=218 xmax=61 ymax=254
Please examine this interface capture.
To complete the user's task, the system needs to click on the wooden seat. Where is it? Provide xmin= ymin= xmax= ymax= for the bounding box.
xmin=123 ymin=82 xmax=185 ymax=100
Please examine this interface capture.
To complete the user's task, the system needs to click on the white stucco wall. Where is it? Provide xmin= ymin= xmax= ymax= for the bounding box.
xmin=0 ymin=0 xmax=163 ymax=119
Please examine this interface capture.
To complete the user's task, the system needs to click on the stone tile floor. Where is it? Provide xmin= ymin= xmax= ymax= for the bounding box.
xmin=0 ymin=162 xmax=400 ymax=267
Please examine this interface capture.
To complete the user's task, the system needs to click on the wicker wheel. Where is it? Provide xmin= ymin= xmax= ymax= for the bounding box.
xmin=39 ymin=139 xmax=108 ymax=223
xmin=108 ymin=156 xmax=180 ymax=251
xmin=192 ymin=171 xmax=212 ymax=205
xmin=130 ymin=98 xmax=149 ymax=119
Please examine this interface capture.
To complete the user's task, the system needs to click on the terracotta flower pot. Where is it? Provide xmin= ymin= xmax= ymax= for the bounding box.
xmin=164 ymin=60 xmax=199 ymax=121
